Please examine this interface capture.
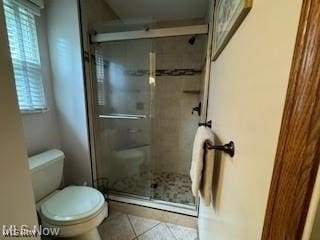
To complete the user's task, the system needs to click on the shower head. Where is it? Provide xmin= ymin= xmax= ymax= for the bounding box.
xmin=188 ymin=36 xmax=196 ymax=45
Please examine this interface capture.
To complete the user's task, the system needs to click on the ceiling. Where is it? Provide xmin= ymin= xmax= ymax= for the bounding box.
xmin=104 ymin=0 xmax=209 ymax=22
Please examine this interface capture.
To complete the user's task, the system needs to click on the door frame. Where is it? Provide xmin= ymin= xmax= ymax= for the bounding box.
xmin=262 ymin=0 xmax=320 ymax=239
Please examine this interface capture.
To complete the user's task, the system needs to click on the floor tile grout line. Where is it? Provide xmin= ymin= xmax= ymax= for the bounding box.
xmin=165 ymin=222 xmax=178 ymax=240
xmin=135 ymin=221 xmax=162 ymax=239
xmin=126 ymin=214 xmax=138 ymax=239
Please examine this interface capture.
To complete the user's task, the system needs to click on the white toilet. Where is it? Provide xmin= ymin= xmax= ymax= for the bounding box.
xmin=29 ymin=149 xmax=107 ymax=240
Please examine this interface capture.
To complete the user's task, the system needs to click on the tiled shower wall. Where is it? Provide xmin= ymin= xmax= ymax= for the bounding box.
xmin=152 ymin=35 xmax=206 ymax=174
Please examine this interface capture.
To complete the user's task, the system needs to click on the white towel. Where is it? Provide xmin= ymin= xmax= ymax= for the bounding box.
xmin=190 ymin=126 xmax=215 ymax=206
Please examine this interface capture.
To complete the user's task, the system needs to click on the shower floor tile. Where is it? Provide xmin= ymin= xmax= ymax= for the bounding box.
xmin=110 ymin=171 xmax=195 ymax=206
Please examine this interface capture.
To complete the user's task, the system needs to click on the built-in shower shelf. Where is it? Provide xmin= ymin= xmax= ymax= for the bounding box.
xmin=183 ymin=90 xmax=200 ymax=94
xmin=114 ymin=144 xmax=150 ymax=152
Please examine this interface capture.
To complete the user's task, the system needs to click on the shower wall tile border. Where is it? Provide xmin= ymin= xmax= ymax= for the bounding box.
xmin=122 ymin=68 xmax=203 ymax=77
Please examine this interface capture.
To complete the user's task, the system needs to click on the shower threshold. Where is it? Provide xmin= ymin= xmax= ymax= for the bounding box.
xmin=107 ymin=191 xmax=198 ymax=216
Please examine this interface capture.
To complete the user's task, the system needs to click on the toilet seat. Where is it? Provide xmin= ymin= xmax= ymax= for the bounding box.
xmin=40 ymin=186 xmax=105 ymax=226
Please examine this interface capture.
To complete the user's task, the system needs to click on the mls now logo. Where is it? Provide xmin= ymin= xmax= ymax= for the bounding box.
xmin=2 ymin=225 xmax=60 ymax=237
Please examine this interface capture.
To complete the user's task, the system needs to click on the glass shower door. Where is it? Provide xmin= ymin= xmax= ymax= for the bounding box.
xmin=93 ymin=39 xmax=155 ymax=199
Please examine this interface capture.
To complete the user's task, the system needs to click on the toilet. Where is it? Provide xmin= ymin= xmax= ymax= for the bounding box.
xmin=28 ymin=149 xmax=107 ymax=240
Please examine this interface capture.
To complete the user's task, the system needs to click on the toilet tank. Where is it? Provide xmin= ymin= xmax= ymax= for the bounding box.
xmin=28 ymin=149 xmax=64 ymax=202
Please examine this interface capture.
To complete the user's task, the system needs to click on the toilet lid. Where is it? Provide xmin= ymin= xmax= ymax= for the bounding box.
xmin=40 ymin=186 xmax=105 ymax=222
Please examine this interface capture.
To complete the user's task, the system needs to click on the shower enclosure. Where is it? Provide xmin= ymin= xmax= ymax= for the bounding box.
xmin=86 ymin=26 xmax=209 ymax=216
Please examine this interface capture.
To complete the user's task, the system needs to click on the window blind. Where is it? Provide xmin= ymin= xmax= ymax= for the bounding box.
xmin=3 ymin=0 xmax=47 ymax=112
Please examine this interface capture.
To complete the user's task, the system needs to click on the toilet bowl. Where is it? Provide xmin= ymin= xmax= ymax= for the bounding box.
xmin=29 ymin=150 xmax=107 ymax=240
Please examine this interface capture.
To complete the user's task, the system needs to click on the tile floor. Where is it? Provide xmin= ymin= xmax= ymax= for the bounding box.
xmin=110 ymin=171 xmax=195 ymax=206
xmin=99 ymin=210 xmax=198 ymax=240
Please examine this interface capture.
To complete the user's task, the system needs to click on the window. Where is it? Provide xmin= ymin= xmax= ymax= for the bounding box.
xmin=3 ymin=0 xmax=46 ymax=112
xmin=95 ymin=51 xmax=105 ymax=106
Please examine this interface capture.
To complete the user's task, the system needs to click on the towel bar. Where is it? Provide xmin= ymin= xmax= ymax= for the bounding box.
xmin=205 ymin=140 xmax=235 ymax=157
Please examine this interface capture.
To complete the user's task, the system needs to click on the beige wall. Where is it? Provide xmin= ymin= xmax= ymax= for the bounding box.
xmin=310 ymin=198 xmax=320 ymax=240
xmin=303 ymin=165 xmax=320 ymax=240
xmin=46 ymin=0 xmax=92 ymax=185
xmin=198 ymin=0 xmax=302 ymax=239
xmin=0 ymin=1 xmax=38 ymax=237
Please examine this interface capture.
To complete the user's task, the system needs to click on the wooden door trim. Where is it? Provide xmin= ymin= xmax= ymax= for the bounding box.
xmin=262 ymin=0 xmax=320 ymax=239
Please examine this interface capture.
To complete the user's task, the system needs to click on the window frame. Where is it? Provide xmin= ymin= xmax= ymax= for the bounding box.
xmin=3 ymin=0 xmax=48 ymax=114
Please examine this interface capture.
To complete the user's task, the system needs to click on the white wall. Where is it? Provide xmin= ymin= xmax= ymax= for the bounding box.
xmin=45 ymin=0 xmax=92 ymax=185
xmin=22 ymin=9 xmax=61 ymax=156
xmin=0 ymin=2 xmax=38 ymax=236
xmin=199 ymin=0 xmax=302 ymax=239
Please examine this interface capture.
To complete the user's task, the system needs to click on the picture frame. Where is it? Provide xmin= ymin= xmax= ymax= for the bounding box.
xmin=212 ymin=0 xmax=253 ymax=60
